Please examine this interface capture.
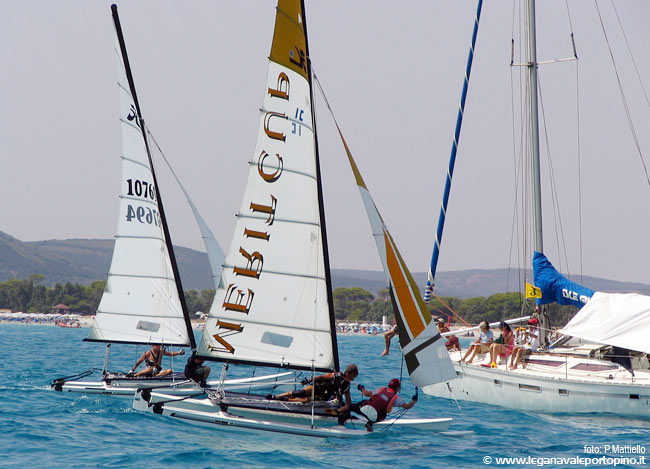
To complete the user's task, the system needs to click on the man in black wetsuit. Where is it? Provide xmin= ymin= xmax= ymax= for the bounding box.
xmin=268 ymin=363 xmax=358 ymax=405
xmin=184 ymin=352 xmax=211 ymax=387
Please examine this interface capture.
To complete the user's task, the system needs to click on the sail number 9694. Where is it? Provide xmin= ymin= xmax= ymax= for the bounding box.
xmin=126 ymin=205 xmax=161 ymax=226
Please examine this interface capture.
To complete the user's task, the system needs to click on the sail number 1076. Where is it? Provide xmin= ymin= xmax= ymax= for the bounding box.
xmin=126 ymin=178 xmax=156 ymax=201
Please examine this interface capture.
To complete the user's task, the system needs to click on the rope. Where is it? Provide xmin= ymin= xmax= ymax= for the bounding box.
xmin=429 ymin=290 xmax=471 ymax=327
xmin=595 ymin=0 xmax=650 ymax=192
xmin=611 ymin=1 xmax=650 ymax=111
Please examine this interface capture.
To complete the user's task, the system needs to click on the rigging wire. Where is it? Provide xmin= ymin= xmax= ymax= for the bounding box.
xmin=594 ymin=0 xmax=650 ymax=192
xmin=610 ymin=1 xmax=650 ymax=112
xmin=508 ymin=0 xmax=527 ymax=303
xmin=536 ymin=79 xmax=571 ymax=277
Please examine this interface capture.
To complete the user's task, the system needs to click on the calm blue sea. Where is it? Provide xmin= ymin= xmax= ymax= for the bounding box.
xmin=1 ymin=324 xmax=648 ymax=468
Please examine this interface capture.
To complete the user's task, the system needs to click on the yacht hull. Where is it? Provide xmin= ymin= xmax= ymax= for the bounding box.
xmin=423 ymin=352 xmax=650 ymax=416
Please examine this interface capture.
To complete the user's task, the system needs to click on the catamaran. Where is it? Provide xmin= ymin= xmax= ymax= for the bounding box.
xmin=134 ymin=0 xmax=458 ymax=437
xmin=52 ymin=4 xmax=293 ymax=397
xmin=422 ymin=0 xmax=650 ymax=416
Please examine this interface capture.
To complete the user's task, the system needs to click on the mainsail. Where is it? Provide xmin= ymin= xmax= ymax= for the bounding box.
xmin=337 ymin=127 xmax=457 ymax=387
xmin=197 ymin=0 xmax=337 ymax=372
xmin=87 ymin=7 xmax=190 ymax=346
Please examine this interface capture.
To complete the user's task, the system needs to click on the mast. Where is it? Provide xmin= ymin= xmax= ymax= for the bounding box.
xmin=301 ymin=0 xmax=340 ymax=373
xmin=111 ymin=4 xmax=196 ymax=349
xmin=527 ymin=0 xmax=544 ymax=253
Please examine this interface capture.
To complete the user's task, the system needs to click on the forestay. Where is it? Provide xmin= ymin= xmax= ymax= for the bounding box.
xmin=87 ymin=33 xmax=188 ymax=346
xmin=197 ymin=0 xmax=335 ymax=371
xmin=559 ymin=291 xmax=650 ymax=354
xmin=337 ymin=128 xmax=457 ymax=387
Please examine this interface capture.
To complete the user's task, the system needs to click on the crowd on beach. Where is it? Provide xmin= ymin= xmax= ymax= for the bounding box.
xmin=0 ymin=311 xmax=93 ymax=327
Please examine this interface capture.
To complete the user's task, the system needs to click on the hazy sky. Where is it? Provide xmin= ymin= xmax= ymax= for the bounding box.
xmin=2 ymin=1 xmax=649 ymax=286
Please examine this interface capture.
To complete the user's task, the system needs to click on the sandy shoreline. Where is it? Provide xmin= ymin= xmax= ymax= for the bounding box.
xmin=0 ymin=317 xmax=207 ymax=329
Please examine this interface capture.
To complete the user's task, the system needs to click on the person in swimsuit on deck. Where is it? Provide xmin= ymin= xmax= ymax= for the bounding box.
xmin=129 ymin=345 xmax=185 ymax=377
xmin=336 ymin=378 xmax=417 ymax=431
xmin=268 ymin=364 xmax=358 ymax=405
xmin=483 ymin=321 xmax=514 ymax=368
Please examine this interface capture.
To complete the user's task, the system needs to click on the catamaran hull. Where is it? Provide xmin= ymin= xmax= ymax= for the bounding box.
xmin=134 ymin=391 xmax=453 ymax=434
xmin=56 ymin=372 xmax=295 ymax=397
xmin=134 ymin=392 xmax=369 ymax=438
xmin=424 ymin=361 xmax=650 ymax=417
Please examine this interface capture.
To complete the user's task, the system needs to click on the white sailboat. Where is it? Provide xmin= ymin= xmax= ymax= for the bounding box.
xmin=52 ymin=4 xmax=292 ymax=397
xmin=134 ymin=0 xmax=456 ymax=437
xmin=423 ymin=0 xmax=650 ymax=416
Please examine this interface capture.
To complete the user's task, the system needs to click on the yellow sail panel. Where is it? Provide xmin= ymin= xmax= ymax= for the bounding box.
xmin=270 ymin=0 xmax=309 ymax=81
xmin=383 ymin=228 xmax=426 ymax=338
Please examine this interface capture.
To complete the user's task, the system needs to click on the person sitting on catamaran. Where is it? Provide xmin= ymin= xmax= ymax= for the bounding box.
xmin=336 ymin=378 xmax=417 ymax=432
xmin=184 ymin=351 xmax=211 ymax=387
xmin=267 ymin=364 xmax=358 ymax=404
xmin=129 ymin=345 xmax=185 ymax=378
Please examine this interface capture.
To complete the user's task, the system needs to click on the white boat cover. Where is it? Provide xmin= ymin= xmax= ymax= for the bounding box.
xmin=559 ymin=291 xmax=650 ymax=354
xmin=87 ymin=34 xmax=189 ymax=346
xmin=198 ymin=1 xmax=335 ymax=371
xmin=336 ymin=125 xmax=457 ymax=387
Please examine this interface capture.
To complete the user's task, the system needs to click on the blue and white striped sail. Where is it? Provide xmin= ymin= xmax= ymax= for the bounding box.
xmin=87 ymin=34 xmax=189 ymax=346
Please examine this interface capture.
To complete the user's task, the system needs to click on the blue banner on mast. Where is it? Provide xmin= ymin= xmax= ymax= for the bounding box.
xmin=532 ymin=252 xmax=594 ymax=308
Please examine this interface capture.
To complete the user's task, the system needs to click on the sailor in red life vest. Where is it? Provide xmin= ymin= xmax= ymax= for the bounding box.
xmin=336 ymin=378 xmax=417 ymax=431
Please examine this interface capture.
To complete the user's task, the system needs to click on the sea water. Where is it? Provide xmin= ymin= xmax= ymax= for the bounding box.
xmin=1 ymin=324 xmax=648 ymax=468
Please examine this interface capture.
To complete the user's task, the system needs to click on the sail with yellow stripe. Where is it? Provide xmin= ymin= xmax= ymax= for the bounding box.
xmin=338 ymin=126 xmax=456 ymax=387
xmin=197 ymin=0 xmax=337 ymax=372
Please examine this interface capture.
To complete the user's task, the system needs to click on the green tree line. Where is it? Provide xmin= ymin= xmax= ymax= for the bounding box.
xmin=0 ymin=276 xmax=214 ymax=316
xmin=333 ymin=287 xmax=577 ymax=327
xmin=0 ymin=277 xmax=577 ymax=326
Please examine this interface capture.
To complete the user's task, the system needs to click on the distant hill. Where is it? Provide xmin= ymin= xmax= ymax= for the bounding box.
xmin=2 ymin=231 xmax=649 ymax=297
xmin=0 ymin=231 xmax=212 ymax=290
xmin=331 ymin=268 xmax=650 ymax=298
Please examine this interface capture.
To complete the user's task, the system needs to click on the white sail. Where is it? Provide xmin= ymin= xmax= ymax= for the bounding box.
xmin=337 ymin=127 xmax=457 ymax=387
xmin=150 ymin=131 xmax=225 ymax=290
xmin=87 ymin=36 xmax=189 ymax=346
xmin=559 ymin=292 xmax=650 ymax=354
xmin=198 ymin=2 xmax=335 ymax=371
